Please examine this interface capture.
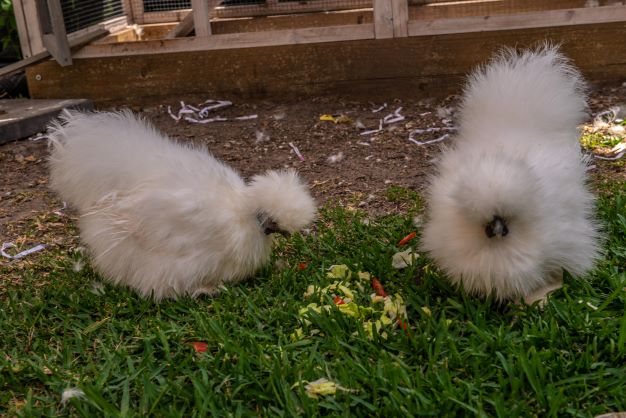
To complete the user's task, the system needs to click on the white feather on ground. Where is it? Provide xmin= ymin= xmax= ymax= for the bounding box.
xmin=48 ymin=110 xmax=316 ymax=300
xmin=61 ymin=388 xmax=85 ymax=404
xmin=420 ymin=45 xmax=601 ymax=303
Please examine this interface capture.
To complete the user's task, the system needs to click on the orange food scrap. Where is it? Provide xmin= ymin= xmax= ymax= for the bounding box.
xmin=190 ymin=342 xmax=208 ymax=352
xmin=398 ymin=232 xmax=417 ymax=247
xmin=333 ymin=295 xmax=346 ymax=305
xmin=371 ymin=278 xmax=387 ymax=297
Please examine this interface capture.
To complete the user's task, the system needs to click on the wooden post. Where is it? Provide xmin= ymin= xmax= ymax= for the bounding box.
xmin=392 ymin=0 xmax=408 ymax=37
xmin=373 ymin=0 xmax=394 ymax=39
xmin=36 ymin=0 xmax=72 ymax=66
xmin=12 ymin=0 xmax=33 ymax=57
xmin=192 ymin=0 xmax=211 ymax=37
xmin=121 ymin=0 xmax=135 ymax=25
xmin=129 ymin=0 xmax=144 ymax=24
xmin=12 ymin=0 xmax=46 ymax=58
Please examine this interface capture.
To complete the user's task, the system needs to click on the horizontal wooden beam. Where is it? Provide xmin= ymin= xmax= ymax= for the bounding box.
xmin=73 ymin=5 xmax=626 ymax=60
xmin=139 ymin=0 xmax=373 ymax=23
xmin=408 ymin=4 xmax=626 ymax=36
xmin=215 ymin=0 xmax=372 ymax=19
xmin=73 ymin=24 xmax=375 ymax=58
xmin=26 ymin=21 xmax=626 ymax=103
xmin=409 ymin=0 xmax=590 ymax=20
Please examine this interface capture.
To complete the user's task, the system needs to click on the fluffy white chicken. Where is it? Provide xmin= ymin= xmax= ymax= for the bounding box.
xmin=420 ymin=45 xmax=601 ymax=303
xmin=48 ymin=110 xmax=316 ymax=300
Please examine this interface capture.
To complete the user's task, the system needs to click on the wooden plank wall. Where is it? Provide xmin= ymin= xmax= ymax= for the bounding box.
xmin=26 ymin=21 xmax=626 ymax=103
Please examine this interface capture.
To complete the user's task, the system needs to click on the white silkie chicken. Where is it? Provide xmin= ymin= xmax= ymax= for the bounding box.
xmin=420 ymin=45 xmax=601 ymax=304
xmin=48 ymin=110 xmax=316 ymax=300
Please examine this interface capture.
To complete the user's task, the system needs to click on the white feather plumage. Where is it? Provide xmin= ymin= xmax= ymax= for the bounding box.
xmin=420 ymin=45 xmax=601 ymax=302
xmin=48 ymin=110 xmax=316 ymax=300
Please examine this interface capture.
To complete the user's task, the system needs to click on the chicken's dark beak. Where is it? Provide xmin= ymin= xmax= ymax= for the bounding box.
xmin=263 ymin=219 xmax=290 ymax=237
xmin=485 ymin=215 xmax=508 ymax=238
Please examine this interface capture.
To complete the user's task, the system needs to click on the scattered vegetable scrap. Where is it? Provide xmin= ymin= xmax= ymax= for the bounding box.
xmin=398 ymin=232 xmax=417 ymax=247
xmin=319 ymin=114 xmax=353 ymax=124
xmin=326 ymin=264 xmax=352 ymax=280
xmin=294 ymin=265 xmax=408 ymax=341
xmin=293 ymin=377 xmax=355 ymax=399
xmin=392 ymin=249 xmax=418 ymax=269
xmin=333 ymin=295 xmax=346 ymax=305
xmin=190 ymin=342 xmax=208 ymax=353
xmin=371 ymin=278 xmax=387 ymax=297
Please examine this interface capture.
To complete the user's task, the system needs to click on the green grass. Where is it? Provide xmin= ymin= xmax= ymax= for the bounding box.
xmin=386 ymin=185 xmax=423 ymax=208
xmin=1 ymin=185 xmax=626 ymax=417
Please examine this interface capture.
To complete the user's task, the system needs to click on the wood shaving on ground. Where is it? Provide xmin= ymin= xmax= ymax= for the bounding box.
xmin=166 ymin=99 xmax=257 ymax=124
xmin=594 ymin=139 xmax=626 ymax=161
xmin=360 ymin=119 xmax=383 ymax=136
xmin=288 ymin=142 xmax=305 ymax=161
xmin=371 ymin=103 xmax=387 ymax=113
xmin=408 ymin=127 xmax=457 ymax=145
xmin=1 ymin=242 xmax=46 ymax=260
xmin=383 ymin=107 xmax=405 ymax=125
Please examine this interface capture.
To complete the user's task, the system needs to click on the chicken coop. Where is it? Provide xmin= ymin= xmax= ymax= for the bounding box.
xmin=9 ymin=0 xmax=626 ymax=101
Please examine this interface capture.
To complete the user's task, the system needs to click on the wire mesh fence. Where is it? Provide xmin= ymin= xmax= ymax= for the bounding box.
xmin=140 ymin=0 xmax=372 ymax=19
xmin=409 ymin=0 xmax=457 ymax=4
xmin=61 ymin=0 xmax=125 ymax=33
xmin=143 ymin=0 xmax=190 ymax=12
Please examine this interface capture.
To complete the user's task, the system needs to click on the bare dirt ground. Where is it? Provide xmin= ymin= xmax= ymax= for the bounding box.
xmin=1 ymin=84 xmax=625 ymax=255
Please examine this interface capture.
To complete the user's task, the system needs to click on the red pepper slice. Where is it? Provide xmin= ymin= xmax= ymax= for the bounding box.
xmin=190 ymin=342 xmax=208 ymax=353
xmin=398 ymin=232 xmax=417 ymax=247
xmin=371 ymin=278 xmax=387 ymax=297
xmin=333 ymin=295 xmax=345 ymax=305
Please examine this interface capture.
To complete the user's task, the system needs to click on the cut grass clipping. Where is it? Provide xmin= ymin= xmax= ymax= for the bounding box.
xmin=1 ymin=185 xmax=626 ymax=417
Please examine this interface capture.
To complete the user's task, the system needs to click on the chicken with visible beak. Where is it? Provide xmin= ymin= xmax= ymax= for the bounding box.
xmin=421 ymin=45 xmax=601 ymax=304
xmin=48 ymin=110 xmax=316 ymax=300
